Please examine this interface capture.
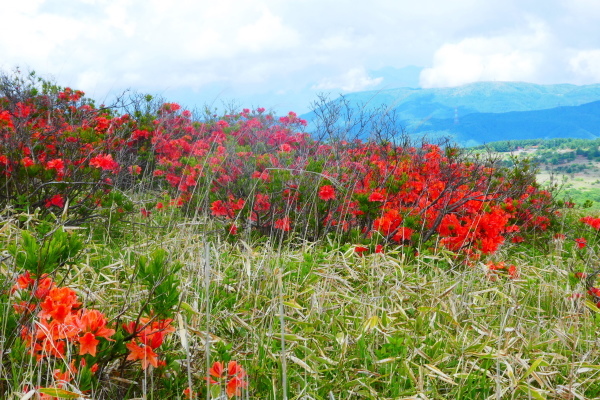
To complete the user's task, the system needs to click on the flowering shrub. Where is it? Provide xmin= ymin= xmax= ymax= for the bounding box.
xmin=126 ymin=104 xmax=555 ymax=257
xmin=12 ymin=273 xmax=112 ymax=379
xmin=0 ymin=70 xmax=137 ymax=225
xmin=1 ymin=70 xmax=558 ymax=257
xmin=3 ymin=227 xmax=180 ymax=398
xmin=123 ymin=317 xmax=175 ymax=370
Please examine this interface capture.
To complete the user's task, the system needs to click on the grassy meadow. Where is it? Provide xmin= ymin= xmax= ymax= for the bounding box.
xmin=3 ymin=207 xmax=600 ymax=399
xmin=1 ymin=72 xmax=600 ymax=400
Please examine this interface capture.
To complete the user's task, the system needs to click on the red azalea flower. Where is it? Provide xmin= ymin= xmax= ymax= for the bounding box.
xmin=46 ymin=158 xmax=65 ymax=172
xmin=511 ymin=235 xmax=525 ymax=243
xmin=280 ymin=143 xmax=292 ymax=152
xmin=392 ymin=227 xmax=413 ymax=243
xmin=77 ymin=309 xmax=115 ymax=340
xmin=318 ymin=185 xmax=336 ymax=201
xmin=126 ymin=341 xmax=159 ymax=370
xmin=78 ymin=332 xmax=100 ymax=356
xmin=211 ymin=200 xmax=231 ymax=218
xmin=44 ymin=194 xmax=65 ymax=209
xmin=90 ymin=154 xmax=119 ymax=172
xmin=183 ymin=387 xmax=195 ymax=399
xmin=368 ymin=191 xmax=385 ymax=202
xmin=581 ymin=216 xmax=600 ymax=230
xmin=15 ymin=271 xmax=34 ymax=290
xmin=253 ymin=194 xmax=271 ymax=213
xmin=21 ymin=157 xmax=35 ymax=167
xmin=228 ymin=224 xmax=238 ymax=235
xmin=274 ymin=217 xmax=291 ymax=231
xmin=354 ymin=246 xmax=369 ymax=255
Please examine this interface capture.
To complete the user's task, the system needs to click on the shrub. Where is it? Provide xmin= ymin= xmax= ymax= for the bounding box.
xmin=0 ymin=69 xmax=135 ymax=225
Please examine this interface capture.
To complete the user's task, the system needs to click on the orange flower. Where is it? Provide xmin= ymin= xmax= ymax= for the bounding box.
xmin=208 ymin=361 xmax=224 ymax=383
xmin=15 ymin=271 xmax=34 ymax=290
xmin=126 ymin=341 xmax=159 ymax=370
xmin=123 ymin=317 xmax=174 ymax=369
xmin=183 ymin=387 xmax=195 ymax=399
xmin=39 ymin=287 xmax=80 ymax=322
xmin=373 ymin=210 xmax=401 ymax=237
xmin=33 ymin=275 xmax=55 ymax=299
xmin=77 ymin=309 xmax=115 ymax=340
xmin=207 ymin=360 xmax=248 ymax=398
xmin=392 ymin=227 xmax=413 ymax=243
xmin=225 ymin=361 xmax=248 ymax=398
xmin=78 ymin=332 xmax=100 ymax=356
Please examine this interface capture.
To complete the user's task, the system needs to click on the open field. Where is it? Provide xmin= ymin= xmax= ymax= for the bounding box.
xmin=501 ymin=147 xmax=600 ymax=208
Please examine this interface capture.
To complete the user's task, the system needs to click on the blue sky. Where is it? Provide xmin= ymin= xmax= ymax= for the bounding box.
xmin=3 ymin=0 xmax=600 ymax=113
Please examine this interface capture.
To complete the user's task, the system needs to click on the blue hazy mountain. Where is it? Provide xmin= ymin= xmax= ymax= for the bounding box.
xmin=302 ymin=81 xmax=600 ymax=146
xmin=416 ymin=100 xmax=600 ymax=147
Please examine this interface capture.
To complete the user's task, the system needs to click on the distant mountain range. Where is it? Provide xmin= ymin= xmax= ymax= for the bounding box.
xmin=301 ymin=81 xmax=600 ymax=146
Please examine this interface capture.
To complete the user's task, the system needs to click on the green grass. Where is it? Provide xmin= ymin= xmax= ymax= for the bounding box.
xmin=3 ymin=212 xmax=600 ymax=399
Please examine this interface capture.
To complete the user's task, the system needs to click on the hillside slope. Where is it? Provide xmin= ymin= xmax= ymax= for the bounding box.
xmin=416 ymin=100 xmax=600 ymax=145
xmin=302 ymin=81 xmax=600 ymax=146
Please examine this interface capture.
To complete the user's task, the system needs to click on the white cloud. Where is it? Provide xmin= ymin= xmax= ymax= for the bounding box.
xmin=420 ymin=20 xmax=549 ymax=88
xmin=236 ymin=7 xmax=300 ymax=53
xmin=569 ymin=50 xmax=600 ymax=82
xmin=313 ymin=67 xmax=383 ymax=92
xmin=3 ymin=0 xmax=600 ymax=113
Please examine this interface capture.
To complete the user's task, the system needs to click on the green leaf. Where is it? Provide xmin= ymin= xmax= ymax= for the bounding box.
xmin=283 ymin=300 xmax=304 ymax=310
xmin=523 ymin=357 xmax=548 ymax=380
xmin=210 ymin=384 xmax=221 ymax=398
xmin=37 ymin=387 xmax=82 ymax=398
xmin=362 ymin=316 xmax=379 ymax=332
xmin=585 ymin=300 xmax=600 ymax=313
xmin=517 ymin=384 xmax=547 ymax=400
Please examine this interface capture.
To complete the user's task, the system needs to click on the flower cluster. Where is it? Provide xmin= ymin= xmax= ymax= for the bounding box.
xmin=11 ymin=272 xmax=114 ymax=385
xmin=0 ymin=78 xmax=134 ymax=223
xmin=581 ymin=216 xmax=600 ymax=230
xmin=123 ymin=317 xmax=175 ymax=369
xmin=207 ymin=361 xmax=248 ymax=398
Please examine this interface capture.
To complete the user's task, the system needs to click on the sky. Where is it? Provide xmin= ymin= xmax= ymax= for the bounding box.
xmin=2 ymin=0 xmax=600 ymax=114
